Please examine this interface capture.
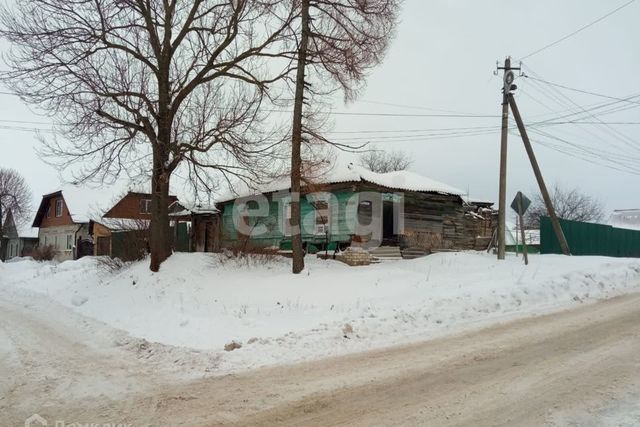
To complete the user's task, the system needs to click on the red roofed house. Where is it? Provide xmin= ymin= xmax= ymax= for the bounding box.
xmin=92 ymin=191 xmax=179 ymax=259
xmin=32 ymin=190 xmax=93 ymax=261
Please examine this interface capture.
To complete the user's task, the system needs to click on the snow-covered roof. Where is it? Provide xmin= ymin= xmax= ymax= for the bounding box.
xmin=19 ymin=227 xmax=39 ymax=239
xmin=179 ymin=204 xmax=219 ymax=215
xmin=33 ymin=185 xmax=126 ymax=227
xmin=608 ymin=209 xmax=640 ymax=231
xmin=58 ymin=186 xmax=117 ymax=223
xmin=217 ymin=163 xmax=464 ymax=203
xmin=464 ymin=197 xmax=495 ymax=207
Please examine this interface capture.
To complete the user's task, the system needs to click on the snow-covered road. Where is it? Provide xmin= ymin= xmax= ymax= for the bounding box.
xmin=2 ymin=286 xmax=639 ymax=426
xmin=2 ymin=252 xmax=640 ymax=425
xmin=0 ymin=285 xmax=220 ymax=425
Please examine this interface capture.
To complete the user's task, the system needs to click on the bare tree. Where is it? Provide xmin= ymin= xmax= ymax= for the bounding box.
xmin=358 ymin=149 xmax=412 ymax=173
xmin=524 ymin=184 xmax=605 ymax=228
xmin=0 ymin=168 xmax=32 ymax=229
xmin=0 ymin=168 xmax=32 ymax=258
xmin=0 ymin=0 xmax=296 ymax=271
xmin=285 ymin=0 xmax=401 ymax=274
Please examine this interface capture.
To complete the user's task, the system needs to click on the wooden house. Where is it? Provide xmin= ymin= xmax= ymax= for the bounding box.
xmin=213 ymin=164 xmax=487 ymax=254
xmin=169 ymin=203 xmax=220 ymax=252
xmin=93 ymin=191 xmax=179 ymax=259
xmin=1 ymin=209 xmax=38 ymax=260
xmin=32 ymin=190 xmax=95 ymax=261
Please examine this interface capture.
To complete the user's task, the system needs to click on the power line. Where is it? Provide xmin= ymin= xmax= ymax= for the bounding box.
xmin=354 ymin=99 xmax=484 ymax=116
xmin=529 ymin=134 xmax=640 ymax=175
xmin=519 ymin=0 xmax=637 ymax=60
xmin=542 ymin=121 xmax=640 ymax=125
xmin=309 ymin=111 xmax=500 ymax=118
xmin=324 ymin=125 xmax=500 ymax=134
xmin=523 ymin=65 xmax=640 ymax=155
xmin=0 ymin=125 xmax=55 ymax=133
xmin=0 ymin=119 xmax=55 ymax=126
xmin=524 ymin=75 xmax=640 ymax=106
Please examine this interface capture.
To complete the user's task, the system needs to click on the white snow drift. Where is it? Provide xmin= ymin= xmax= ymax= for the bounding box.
xmin=1 ymin=251 xmax=640 ymax=373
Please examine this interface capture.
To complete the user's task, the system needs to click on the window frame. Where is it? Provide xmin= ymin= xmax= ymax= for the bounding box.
xmin=282 ymin=203 xmax=292 ymax=237
xmin=357 ymin=200 xmax=373 ymax=225
xmin=312 ymin=198 xmax=331 ymax=236
xmin=140 ymin=199 xmax=152 ymax=214
xmin=55 ymin=199 xmax=63 ymax=217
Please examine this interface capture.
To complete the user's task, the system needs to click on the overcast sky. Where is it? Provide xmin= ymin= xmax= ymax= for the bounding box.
xmin=1 ymin=0 xmax=639 ymax=227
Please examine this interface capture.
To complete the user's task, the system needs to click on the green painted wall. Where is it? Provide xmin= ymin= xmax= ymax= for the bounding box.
xmin=220 ymin=190 xmax=359 ymax=248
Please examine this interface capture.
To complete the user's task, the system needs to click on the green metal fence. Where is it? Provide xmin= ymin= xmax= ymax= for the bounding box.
xmin=540 ymin=216 xmax=640 ymax=257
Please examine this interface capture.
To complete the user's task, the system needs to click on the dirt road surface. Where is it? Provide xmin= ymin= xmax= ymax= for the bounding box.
xmin=2 ymin=290 xmax=640 ymax=426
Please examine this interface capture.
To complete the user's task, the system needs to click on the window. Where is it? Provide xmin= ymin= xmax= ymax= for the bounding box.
xmin=283 ymin=203 xmax=292 ymax=236
xmin=55 ymin=199 xmax=63 ymax=217
xmin=313 ymin=200 xmax=330 ymax=235
xmin=44 ymin=236 xmax=48 ymax=246
xmin=46 ymin=206 xmax=51 ymax=218
xmin=54 ymin=235 xmax=59 ymax=249
xmin=66 ymin=234 xmax=73 ymax=250
xmin=358 ymin=201 xmax=373 ymax=225
xmin=140 ymin=199 xmax=152 ymax=214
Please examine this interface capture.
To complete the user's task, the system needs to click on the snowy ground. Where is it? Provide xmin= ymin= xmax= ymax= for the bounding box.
xmin=2 ymin=251 xmax=640 ymax=376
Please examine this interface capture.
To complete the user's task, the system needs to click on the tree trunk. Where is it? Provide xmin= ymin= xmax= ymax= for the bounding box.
xmin=290 ymin=0 xmax=311 ymax=274
xmin=149 ymin=145 xmax=172 ymax=272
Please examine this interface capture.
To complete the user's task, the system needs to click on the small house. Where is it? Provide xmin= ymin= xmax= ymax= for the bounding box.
xmin=1 ymin=209 xmax=38 ymax=260
xmin=169 ymin=202 xmax=220 ymax=253
xmin=212 ymin=164 xmax=489 ymax=255
xmin=32 ymin=189 xmax=94 ymax=261
xmin=93 ymin=191 xmax=179 ymax=259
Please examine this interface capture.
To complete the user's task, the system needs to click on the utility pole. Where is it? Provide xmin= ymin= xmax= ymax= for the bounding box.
xmin=496 ymin=57 xmax=520 ymax=260
xmin=507 ymin=94 xmax=571 ymax=256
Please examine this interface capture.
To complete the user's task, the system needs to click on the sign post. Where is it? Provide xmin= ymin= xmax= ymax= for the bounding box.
xmin=510 ymin=191 xmax=531 ymax=265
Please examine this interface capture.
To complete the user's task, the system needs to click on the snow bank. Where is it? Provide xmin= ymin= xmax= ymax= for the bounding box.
xmin=1 ymin=252 xmax=640 ymax=373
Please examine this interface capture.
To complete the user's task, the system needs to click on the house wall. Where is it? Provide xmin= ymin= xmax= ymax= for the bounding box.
xmin=192 ymin=215 xmax=220 ymax=252
xmin=217 ymin=183 xmax=469 ymax=250
xmin=39 ymin=195 xmax=75 ymax=228
xmin=20 ymin=238 xmax=38 ymax=257
xmin=5 ymin=238 xmax=20 ymax=259
xmin=5 ymin=238 xmax=38 ymax=259
xmin=39 ymin=223 xmax=90 ymax=261
xmin=6 ymin=237 xmax=38 ymax=259
xmin=401 ymin=191 xmax=470 ymax=249
xmin=93 ymin=222 xmax=112 ymax=256
xmin=219 ymin=189 xmax=357 ymax=249
xmin=103 ymin=193 xmax=178 ymax=219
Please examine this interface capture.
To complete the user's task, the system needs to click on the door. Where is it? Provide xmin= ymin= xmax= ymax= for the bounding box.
xmin=96 ymin=236 xmax=111 ymax=256
xmin=77 ymin=238 xmax=94 ymax=259
xmin=382 ymin=201 xmax=396 ymax=245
